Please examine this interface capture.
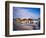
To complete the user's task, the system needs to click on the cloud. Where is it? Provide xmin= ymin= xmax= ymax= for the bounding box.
xmin=13 ymin=8 xmax=39 ymax=19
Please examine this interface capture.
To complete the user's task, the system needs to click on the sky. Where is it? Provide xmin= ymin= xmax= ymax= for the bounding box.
xmin=13 ymin=7 xmax=40 ymax=19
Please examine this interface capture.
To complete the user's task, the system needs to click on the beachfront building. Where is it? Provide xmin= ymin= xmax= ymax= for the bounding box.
xmin=15 ymin=18 xmax=21 ymax=23
xmin=15 ymin=18 xmax=40 ymax=24
xmin=15 ymin=18 xmax=33 ymax=24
